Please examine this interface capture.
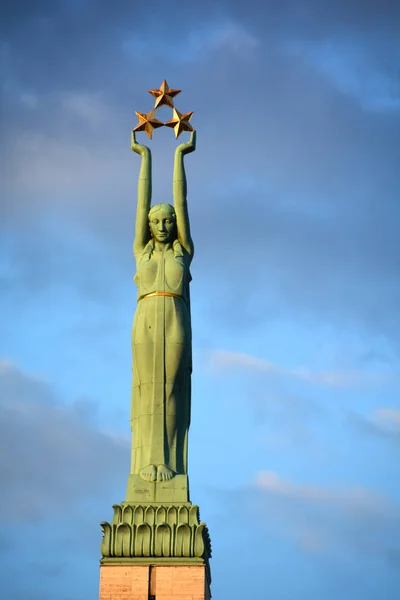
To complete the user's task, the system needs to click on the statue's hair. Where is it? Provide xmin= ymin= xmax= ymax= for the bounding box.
xmin=148 ymin=203 xmax=176 ymax=221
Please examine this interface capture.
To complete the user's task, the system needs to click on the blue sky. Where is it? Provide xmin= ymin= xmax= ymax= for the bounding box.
xmin=1 ymin=1 xmax=400 ymax=598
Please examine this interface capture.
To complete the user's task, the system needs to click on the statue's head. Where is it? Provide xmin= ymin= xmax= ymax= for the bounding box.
xmin=148 ymin=203 xmax=177 ymax=243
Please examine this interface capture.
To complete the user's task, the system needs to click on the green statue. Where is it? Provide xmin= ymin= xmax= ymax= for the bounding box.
xmin=130 ymin=130 xmax=196 ymax=484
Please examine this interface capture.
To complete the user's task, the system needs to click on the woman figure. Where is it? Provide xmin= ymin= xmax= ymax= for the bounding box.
xmin=130 ymin=130 xmax=196 ymax=483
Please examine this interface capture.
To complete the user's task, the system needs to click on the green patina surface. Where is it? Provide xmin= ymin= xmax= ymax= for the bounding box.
xmin=100 ymin=503 xmax=211 ymax=561
xmin=126 ymin=474 xmax=189 ymax=504
xmin=129 ymin=131 xmax=196 ymax=491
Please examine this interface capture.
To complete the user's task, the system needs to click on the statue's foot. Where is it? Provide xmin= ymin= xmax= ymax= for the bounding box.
xmin=139 ymin=465 xmax=157 ymax=482
xmin=157 ymin=465 xmax=175 ymax=482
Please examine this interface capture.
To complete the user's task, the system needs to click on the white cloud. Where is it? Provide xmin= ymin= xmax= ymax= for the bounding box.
xmin=210 ymin=350 xmax=394 ymax=388
xmin=295 ymin=525 xmax=326 ymax=552
xmin=350 ymin=407 xmax=400 ymax=442
xmin=251 ymin=470 xmax=400 ymax=561
xmin=122 ymin=20 xmax=259 ymax=63
xmin=255 ymin=471 xmax=389 ymax=515
xmin=19 ymin=92 xmax=38 ymax=109
xmin=61 ymin=91 xmax=111 ymax=127
xmin=4 ymin=128 xmax=129 ymax=203
xmin=187 ymin=22 xmax=260 ymax=57
xmin=373 ymin=408 xmax=400 ymax=431
xmin=284 ymin=37 xmax=400 ymax=111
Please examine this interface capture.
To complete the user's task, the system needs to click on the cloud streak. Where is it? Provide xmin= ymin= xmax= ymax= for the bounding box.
xmin=373 ymin=408 xmax=400 ymax=432
xmin=252 ymin=470 xmax=400 ymax=562
xmin=349 ymin=407 xmax=400 ymax=445
xmin=210 ymin=350 xmax=395 ymax=388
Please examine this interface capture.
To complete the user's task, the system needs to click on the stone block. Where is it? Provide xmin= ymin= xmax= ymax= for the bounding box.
xmin=125 ymin=474 xmax=189 ymax=503
xmin=99 ymin=565 xmax=149 ymax=600
xmin=154 ymin=565 xmax=208 ymax=599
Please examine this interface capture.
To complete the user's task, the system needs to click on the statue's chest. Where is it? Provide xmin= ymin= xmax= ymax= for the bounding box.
xmin=140 ymin=251 xmax=185 ymax=291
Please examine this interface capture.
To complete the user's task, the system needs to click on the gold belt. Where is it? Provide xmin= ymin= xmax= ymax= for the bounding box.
xmin=141 ymin=292 xmax=184 ymax=301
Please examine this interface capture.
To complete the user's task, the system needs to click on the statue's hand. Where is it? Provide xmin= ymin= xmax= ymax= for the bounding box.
xmin=176 ymin=130 xmax=196 ymax=156
xmin=131 ymin=131 xmax=150 ymax=156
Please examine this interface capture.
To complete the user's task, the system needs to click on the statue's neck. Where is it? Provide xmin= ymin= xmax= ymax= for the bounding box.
xmin=153 ymin=241 xmax=173 ymax=253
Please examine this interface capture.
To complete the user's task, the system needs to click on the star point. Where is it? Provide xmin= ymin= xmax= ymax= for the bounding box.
xmin=148 ymin=79 xmax=181 ymax=109
xmin=164 ymin=108 xmax=194 ymax=138
xmin=133 ymin=109 xmax=164 ymax=139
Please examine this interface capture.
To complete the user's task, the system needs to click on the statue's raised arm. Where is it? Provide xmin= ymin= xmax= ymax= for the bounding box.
xmin=173 ymin=130 xmax=196 ymax=258
xmin=131 ymin=131 xmax=151 ymax=256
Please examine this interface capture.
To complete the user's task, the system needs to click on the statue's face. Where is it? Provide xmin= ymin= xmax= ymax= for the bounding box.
xmin=149 ymin=209 xmax=176 ymax=243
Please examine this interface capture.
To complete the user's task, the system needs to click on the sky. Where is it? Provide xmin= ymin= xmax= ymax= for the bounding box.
xmin=1 ymin=0 xmax=400 ymax=598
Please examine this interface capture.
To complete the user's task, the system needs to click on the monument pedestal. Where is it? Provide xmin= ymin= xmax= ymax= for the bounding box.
xmin=99 ymin=500 xmax=211 ymax=599
xmin=99 ymin=564 xmax=210 ymax=600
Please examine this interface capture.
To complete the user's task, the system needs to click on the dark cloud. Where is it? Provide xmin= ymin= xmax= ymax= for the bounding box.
xmin=2 ymin=43 xmax=399 ymax=343
xmin=228 ymin=0 xmax=400 ymax=37
xmin=0 ymin=360 xmax=129 ymax=521
xmin=0 ymin=359 xmax=129 ymax=598
xmin=2 ymin=0 xmax=399 ymax=347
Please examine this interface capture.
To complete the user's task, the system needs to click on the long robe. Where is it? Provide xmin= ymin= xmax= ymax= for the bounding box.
xmin=130 ymin=240 xmax=192 ymax=475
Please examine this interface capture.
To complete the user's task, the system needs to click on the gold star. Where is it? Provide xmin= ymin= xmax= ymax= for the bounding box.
xmin=148 ymin=79 xmax=181 ymax=109
xmin=164 ymin=108 xmax=194 ymax=138
xmin=133 ymin=109 xmax=164 ymax=139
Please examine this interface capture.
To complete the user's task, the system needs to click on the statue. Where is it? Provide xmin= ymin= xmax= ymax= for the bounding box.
xmin=130 ymin=128 xmax=196 ymax=484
